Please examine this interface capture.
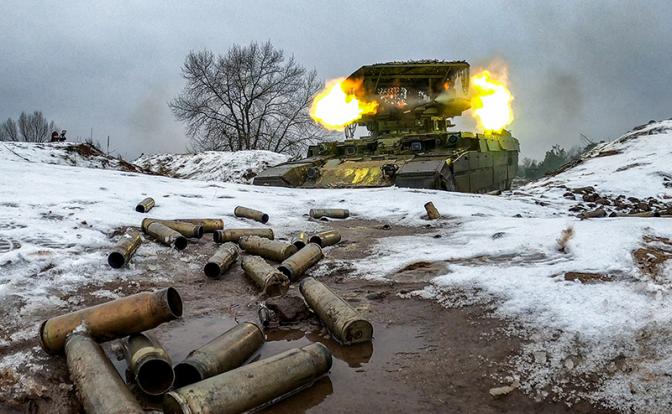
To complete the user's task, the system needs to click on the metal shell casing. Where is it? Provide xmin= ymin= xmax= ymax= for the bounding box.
xmin=278 ymin=243 xmax=324 ymax=281
xmin=309 ymin=230 xmax=341 ymax=247
xmin=213 ymin=228 xmax=274 ymax=243
xmin=204 ymin=243 xmax=239 ymax=278
xmin=173 ymin=322 xmax=265 ymax=388
xmin=234 ymin=206 xmax=269 ymax=223
xmin=124 ymin=332 xmax=175 ymax=396
xmin=141 ymin=219 xmax=204 ymax=239
xmin=66 ymin=333 xmax=144 ymax=414
xmin=300 ymin=277 xmax=373 ymax=345
xmin=172 ymin=218 xmax=224 ymax=233
xmin=163 ymin=343 xmax=332 ymax=414
xmin=309 ymin=209 xmax=350 ymax=219
xmin=424 ymin=202 xmax=441 ymax=220
xmin=108 ymin=230 xmax=142 ymax=268
xmin=291 ymin=232 xmax=309 ymax=249
xmin=136 ymin=197 xmax=155 ymax=213
xmin=238 ymin=235 xmax=297 ymax=262
xmin=241 ymin=255 xmax=290 ymax=297
xmin=145 ymin=222 xmax=188 ymax=250
xmin=39 ymin=287 xmax=183 ymax=354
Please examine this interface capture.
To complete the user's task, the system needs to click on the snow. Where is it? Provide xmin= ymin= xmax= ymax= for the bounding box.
xmin=1 ymin=120 xmax=672 ymax=412
xmin=133 ymin=150 xmax=290 ymax=184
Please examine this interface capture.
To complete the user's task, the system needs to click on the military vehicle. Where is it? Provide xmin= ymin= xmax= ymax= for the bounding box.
xmin=253 ymin=61 xmax=519 ymax=193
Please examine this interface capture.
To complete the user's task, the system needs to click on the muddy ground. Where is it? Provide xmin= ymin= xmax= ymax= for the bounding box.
xmin=0 ymin=219 xmax=615 ymax=413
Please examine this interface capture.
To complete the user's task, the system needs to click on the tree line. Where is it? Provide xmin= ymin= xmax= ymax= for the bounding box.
xmin=0 ymin=111 xmax=59 ymax=143
xmin=518 ymin=143 xmax=597 ymax=179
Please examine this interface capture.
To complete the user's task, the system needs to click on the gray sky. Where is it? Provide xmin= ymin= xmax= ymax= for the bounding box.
xmin=1 ymin=0 xmax=671 ymax=160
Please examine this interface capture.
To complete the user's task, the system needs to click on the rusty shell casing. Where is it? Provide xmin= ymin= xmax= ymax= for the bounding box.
xmin=234 ymin=206 xmax=269 ymax=223
xmin=300 ymin=277 xmax=373 ymax=345
xmin=39 ymin=287 xmax=183 ymax=354
xmin=241 ymin=255 xmax=290 ymax=297
xmin=66 ymin=333 xmax=144 ymax=414
xmin=213 ymin=228 xmax=274 ymax=243
xmin=309 ymin=230 xmax=341 ymax=248
xmin=424 ymin=202 xmax=441 ymax=220
xmin=309 ymin=209 xmax=350 ymax=219
xmin=238 ymin=235 xmax=298 ymax=262
xmin=141 ymin=219 xmax=204 ymax=239
xmin=172 ymin=219 xmax=224 ymax=233
xmin=163 ymin=343 xmax=332 ymax=414
xmin=278 ymin=243 xmax=324 ymax=281
xmin=173 ymin=322 xmax=265 ymax=388
xmin=124 ymin=332 xmax=175 ymax=396
xmin=108 ymin=230 xmax=142 ymax=269
xmin=145 ymin=222 xmax=188 ymax=250
xmin=136 ymin=197 xmax=155 ymax=213
xmin=291 ymin=232 xmax=309 ymax=250
xmin=204 ymin=242 xmax=239 ymax=278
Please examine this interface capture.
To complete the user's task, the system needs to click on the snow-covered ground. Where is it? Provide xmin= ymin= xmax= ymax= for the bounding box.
xmin=1 ymin=120 xmax=672 ymax=412
xmin=134 ymin=150 xmax=290 ymax=184
xmin=0 ymin=141 xmax=144 ymax=173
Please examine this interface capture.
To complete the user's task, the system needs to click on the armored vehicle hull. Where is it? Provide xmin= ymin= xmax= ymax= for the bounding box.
xmin=254 ymin=131 xmax=518 ymax=193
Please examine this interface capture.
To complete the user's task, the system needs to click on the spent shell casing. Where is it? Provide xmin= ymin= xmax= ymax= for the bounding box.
xmin=300 ymin=277 xmax=373 ymax=345
xmin=145 ymin=222 xmax=188 ymax=250
xmin=66 ymin=333 xmax=144 ymax=413
xmin=309 ymin=230 xmax=341 ymax=247
xmin=424 ymin=202 xmax=441 ymax=220
xmin=108 ymin=230 xmax=142 ymax=268
xmin=39 ymin=287 xmax=183 ymax=354
xmin=163 ymin=343 xmax=332 ymax=414
xmin=241 ymin=255 xmax=290 ymax=297
xmin=173 ymin=322 xmax=265 ymax=388
xmin=141 ymin=219 xmax=204 ymax=239
xmin=291 ymin=232 xmax=309 ymax=249
xmin=124 ymin=332 xmax=174 ymax=396
xmin=204 ymin=243 xmax=239 ymax=278
xmin=136 ymin=197 xmax=155 ymax=213
xmin=234 ymin=206 xmax=269 ymax=223
xmin=278 ymin=243 xmax=324 ymax=281
xmin=238 ymin=235 xmax=297 ymax=262
xmin=309 ymin=208 xmax=350 ymax=219
xmin=213 ymin=228 xmax=274 ymax=243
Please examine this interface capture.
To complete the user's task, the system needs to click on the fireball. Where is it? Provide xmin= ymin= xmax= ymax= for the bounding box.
xmin=469 ymin=69 xmax=514 ymax=132
xmin=310 ymin=78 xmax=378 ymax=131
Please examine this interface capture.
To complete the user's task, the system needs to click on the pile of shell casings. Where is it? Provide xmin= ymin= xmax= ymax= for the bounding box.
xmin=58 ymin=202 xmax=374 ymax=412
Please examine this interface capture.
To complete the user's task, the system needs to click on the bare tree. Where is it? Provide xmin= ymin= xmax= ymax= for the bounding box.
xmin=0 ymin=118 xmax=19 ymax=141
xmin=17 ymin=111 xmax=56 ymax=142
xmin=170 ymin=41 xmax=328 ymax=155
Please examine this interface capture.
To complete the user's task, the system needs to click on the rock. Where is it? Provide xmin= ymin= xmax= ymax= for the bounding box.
xmin=582 ymin=193 xmax=598 ymax=203
xmin=572 ymin=186 xmax=595 ymax=194
xmin=564 ymin=271 xmax=611 ymax=283
xmin=491 ymin=232 xmax=506 ymax=239
xmin=563 ymin=192 xmax=576 ymax=200
xmin=489 ymin=380 xmax=520 ymax=398
xmin=595 ymin=198 xmax=610 ymax=205
xmin=636 ymin=202 xmax=651 ymax=211
xmin=578 ymin=208 xmax=606 ymax=219
xmin=265 ymin=295 xmax=311 ymax=323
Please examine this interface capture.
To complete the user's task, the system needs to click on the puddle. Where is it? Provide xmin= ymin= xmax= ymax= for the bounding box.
xmin=104 ymin=313 xmax=424 ymax=413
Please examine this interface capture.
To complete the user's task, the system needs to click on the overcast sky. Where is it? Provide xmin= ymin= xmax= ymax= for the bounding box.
xmin=1 ymin=0 xmax=671 ymax=160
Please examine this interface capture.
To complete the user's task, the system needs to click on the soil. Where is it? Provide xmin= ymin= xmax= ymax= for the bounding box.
xmin=0 ymin=219 xmax=615 ymax=414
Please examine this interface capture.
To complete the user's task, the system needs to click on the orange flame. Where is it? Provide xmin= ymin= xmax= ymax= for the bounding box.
xmin=469 ymin=67 xmax=514 ymax=132
xmin=310 ymin=78 xmax=378 ymax=131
